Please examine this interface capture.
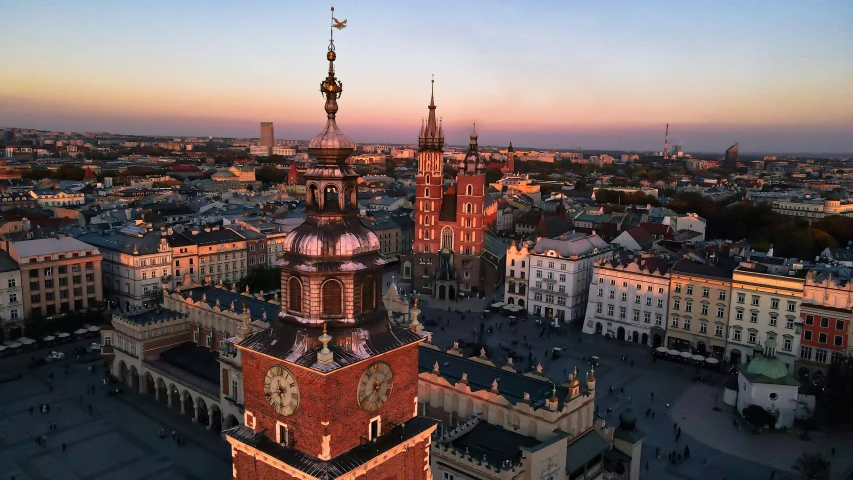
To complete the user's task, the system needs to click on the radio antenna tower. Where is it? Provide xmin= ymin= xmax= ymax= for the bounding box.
xmin=663 ymin=123 xmax=671 ymax=159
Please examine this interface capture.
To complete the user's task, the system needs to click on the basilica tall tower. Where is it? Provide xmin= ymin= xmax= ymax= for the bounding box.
xmin=404 ymin=83 xmax=493 ymax=299
xmin=226 ymin=19 xmax=436 ymax=480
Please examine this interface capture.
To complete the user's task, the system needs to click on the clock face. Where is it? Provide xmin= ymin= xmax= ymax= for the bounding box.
xmin=357 ymin=361 xmax=394 ymax=412
xmin=264 ymin=365 xmax=299 ymax=416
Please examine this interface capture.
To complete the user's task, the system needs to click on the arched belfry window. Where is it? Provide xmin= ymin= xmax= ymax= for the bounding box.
xmin=425 ymin=187 xmax=430 ymax=197
xmin=344 ymin=183 xmax=355 ymax=210
xmin=323 ymin=185 xmax=339 ymax=212
xmin=441 ymin=226 xmax=454 ymax=251
xmin=425 ymin=174 xmax=431 ymax=184
xmin=322 ymin=279 xmax=343 ymax=316
xmin=362 ymin=276 xmax=375 ymax=312
xmin=289 ymin=277 xmax=302 ymax=312
xmin=466 ymin=184 xmax=473 ymax=196
xmin=308 ymin=184 xmax=319 ymax=209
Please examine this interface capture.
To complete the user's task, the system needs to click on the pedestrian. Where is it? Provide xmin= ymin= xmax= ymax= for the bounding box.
xmin=684 ymin=445 xmax=690 ymax=459
xmin=677 ymin=427 xmax=681 ymax=436
xmin=652 ymin=411 xmax=656 ymax=419
xmin=172 ymin=430 xmax=176 ymax=439
xmin=62 ymin=443 xmax=66 ymax=453
xmin=770 ymin=470 xmax=775 ymax=480
xmin=702 ymin=459 xmax=707 ymax=467
xmin=29 ymin=406 xmax=33 ymax=415
xmin=650 ymin=392 xmax=654 ymax=400
xmin=620 ymin=387 xmax=624 ymax=395
xmin=645 ymin=461 xmax=649 ymax=471
xmin=88 ymin=404 xmax=92 ymax=415
xmin=677 ymin=453 xmax=682 ymax=462
xmin=673 ymin=423 xmax=678 ymax=432
xmin=832 ymin=447 xmax=836 ymax=456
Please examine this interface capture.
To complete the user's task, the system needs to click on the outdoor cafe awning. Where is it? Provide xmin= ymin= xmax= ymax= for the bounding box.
xmin=656 ymin=347 xmax=668 ymax=353
xmin=19 ymin=338 xmax=34 ymax=345
xmin=692 ymin=355 xmax=705 ymax=361
xmin=57 ymin=333 xmax=70 ymax=338
xmin=88 ymin=326 xmax=100 ymax=332
xmin=680 ymin=351 xmax=693 ymax=358
xmin=43 ymin=336 xmax=56 ymax=341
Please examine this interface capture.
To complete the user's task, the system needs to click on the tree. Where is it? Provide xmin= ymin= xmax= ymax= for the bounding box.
xmin=742 ymin=404 xmax=775 ymax=430
xmin=823 ymin=357 xmax=853 ymax=429
xmin=256 ymin=166 xmax=287 ymax=184
xmin=485 ymin=168 xmax=503 ymax=184
xmin=792 ymin=453 xmax=831 ymax=480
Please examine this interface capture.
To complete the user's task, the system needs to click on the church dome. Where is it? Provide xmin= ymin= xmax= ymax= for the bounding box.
xmin=283 ymin=216 xmax=380 ymax=257
xmin=746 ymin=337 xmax=788 ymax=380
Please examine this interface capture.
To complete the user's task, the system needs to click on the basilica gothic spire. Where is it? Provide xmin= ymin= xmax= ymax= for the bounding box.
xmin=418 ymin=77 xmax=444 ymax=152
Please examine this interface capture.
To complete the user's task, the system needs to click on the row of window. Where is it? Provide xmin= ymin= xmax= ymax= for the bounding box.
xmin=729 ymin=328 xmax=794 ymax=350
xmin=532 ymin=293 xmax=567 ymax=305
xmin=596 ymin=303 xmax=664 ymax=326
xmin=804 ymin=315 xmax=845 ymax=331
xmin=734 ymin=293 xmax=796 ymax=311
xmin=29 ymin=274 xmax=96 ymax=290
xmin=673 ymin=284 xmax=726 ymax=300
xmin=599 ymin=289 xmax=667 ymax=308
xmin=28 ymin=263 xmax=94 ymax=277
xmin=671 ymin=298 xmax=726 ymax=317
xmin=800 ymin=346 xmax=844 ymax=364
xmin=31 ymin=286 xmax=94 ymax=302
xmin=803 ymin=329 xmax=845 ymax=347
xmin=732 ymin=309 xmax=795 ymax=328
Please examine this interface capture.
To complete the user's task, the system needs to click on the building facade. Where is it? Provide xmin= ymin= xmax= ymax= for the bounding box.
xmin=583 ymin=256 xmax=671 ymax=347
xmin=0 ymin=250 xmax=23 ymax=340
xmin=798 ymin=267 xmax=853 ymax=382
xmin=665 ymin=253 xmax=736 ymax=359
xmin=725 ymin=262 xmax=804 ymax=370
xmin=7 ymin=237 xmax=103 ymax=317
xmin=79 ymin=224 xmax=172 ymax=310
xmin=260 ymin=122 xmax=275 ymax=148
xmin=521 ymin=234 xmax=614 ymax=321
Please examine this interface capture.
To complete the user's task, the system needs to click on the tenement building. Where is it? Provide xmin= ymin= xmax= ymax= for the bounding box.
xmin=506 ymin=233 xmax=614 ymax=321
xmin=6 ymin=236 xmax=103 ymax=317
xmin=402 ymin=82 xmax=502 ymax=299
xmin=225 ymin=35 xmax=437 ymax=479
xmin=582 ymin=255 xmax=673 ymax=347
xmin=725 ymin=261 xmax=805 ymax=370
xmin=665 ymin=249 xmax=737 ymax=359
xmin=0 ymin=250 xmax=23 ymax=341
xmin=79 ymin=222 xmax=172 ymax=311
xmin=797 ymin=266 xmax=853 ymax=382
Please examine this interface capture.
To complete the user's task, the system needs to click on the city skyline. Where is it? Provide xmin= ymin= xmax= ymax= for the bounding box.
xmin=3 ymin=1 xmax=853 ymax=153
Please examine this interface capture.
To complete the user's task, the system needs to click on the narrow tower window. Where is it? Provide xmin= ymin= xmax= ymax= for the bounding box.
xmin=362 ymin=276 xmax=375 ymax=312
xmin=288 ymin=277 xmax=302 ymax=312
xmin=322 ymin=280 xmax=343 ymax=316
xmin=466 ymin=184 xmax=473 ymax=196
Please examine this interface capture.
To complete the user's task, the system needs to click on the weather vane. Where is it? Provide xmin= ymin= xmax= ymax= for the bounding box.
xmin=329 ymin=6 xmax=347 ymax=50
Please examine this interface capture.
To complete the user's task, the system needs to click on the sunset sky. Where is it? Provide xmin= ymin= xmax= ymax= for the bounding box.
xmin=2 ymin=1 xmax=852 ymax=153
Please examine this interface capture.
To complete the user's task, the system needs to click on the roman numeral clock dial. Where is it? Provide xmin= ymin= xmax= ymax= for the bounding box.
xmin=264 ymin=365 xmax=299 ymax=416
xmin=357 ymin=361 xmax=394 ymax=412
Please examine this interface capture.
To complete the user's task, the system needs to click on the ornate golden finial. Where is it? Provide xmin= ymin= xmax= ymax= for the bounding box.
xmin=323 ymin=321 xmax=328 ymax=335
xmin=413 ymin=298 xmax=419 ymax=308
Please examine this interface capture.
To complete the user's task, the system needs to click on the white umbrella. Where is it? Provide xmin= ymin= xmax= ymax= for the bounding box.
xmin=19 ymin=338 xmax=35 ymax=345
xmin=7 ymin=342 xmax=21 ymax=348
xmin=692 ymin=354 xmax=705 ymax=361
xmin=656 ymin=347 xmax=668 ymax=353
xmin=0 ymin=345 xmax=7 ymax=351
xmin=43 ymin=335 xmax=56 ymax=341
xmin=680 ymin=351 xmax=693 ymax=358
xmin=73 ymin=329 xmax=88 ymax=335
xmin=667 ymin=349 xmax=680 ymax=355
xmin=88 ymin=326 xmax=100 ymax=332
xmin=491 ymin=302 xmax=505 ymax=308
xmin=705 ymin=358 xmax=719 ymax=364
xmin=57 ymin=333 xmax=70 ymax=338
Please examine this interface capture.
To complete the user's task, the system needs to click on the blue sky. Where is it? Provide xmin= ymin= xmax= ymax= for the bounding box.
xmin=2 ymin=0 xmax=852 ymax=153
